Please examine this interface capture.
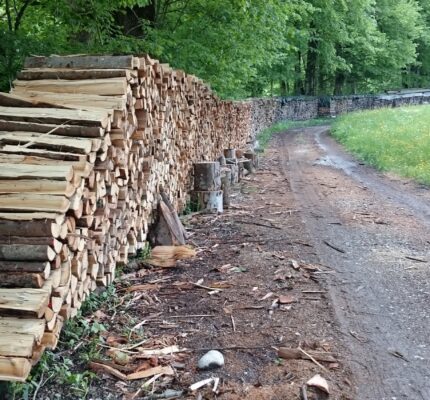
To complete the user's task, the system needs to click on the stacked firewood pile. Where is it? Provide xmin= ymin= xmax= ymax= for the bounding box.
xmin=0 ymin=54 xmax=258 ymax=381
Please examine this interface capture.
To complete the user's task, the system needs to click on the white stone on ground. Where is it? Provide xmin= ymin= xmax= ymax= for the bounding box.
xmin=197 ymin=350 xmax=225 ymax=370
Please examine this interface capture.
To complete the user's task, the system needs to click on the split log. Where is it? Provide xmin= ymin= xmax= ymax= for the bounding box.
xmin=0 ymin=318 xmax=45 ymax=343
xmin=0 ymin=357 xmax=32 ymax=382
xmin=0 ymin=179 xmax=76 ymax=197
xmin=0 ymin=215 xmax=65 ymax=238
xmin=0 ymin=194 xmax=70 ymax=213
xmin=0 ymin=244 xmax=56 ymax=261
xmin=0 ymin=106 xmax=110 ymax=128
xmin=24 ymin=55 xmax=136 ymax=70
xmin=0 ymin=119 xmax=104 ymax=137
xmin=0 ymin=272 xmax=45 ymax=288
xmin=0 ymin=261 xmax=50 ymax=273
xmin=0 ymin=288 xmax=50 ymax=318
xmin=0 ymin=237 xmax=62 ymax=252
xmin=18 ymin=68 xmax=136 ymax=81
xmin=0 ymin=333 xmax=35 ymax=357
xmin=0 ymin=132 xmax=94 ymax=154
xmin=13 ymin=78 xmax=129 ymax=96
xmin=0 ymin=164 xmax=74 ymax=181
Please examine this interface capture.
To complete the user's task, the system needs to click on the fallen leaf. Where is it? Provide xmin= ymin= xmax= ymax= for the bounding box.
xmin=216 ymin=264 xmax=232 ymax=272
xmin=136 ymin=345 xmax=183 ymax=357
xmin=146 ymin=246 xmax=196 ymax=268
xmin=127 ymin=365 xmax=174 ymax=381
xmin=288 ymin=259 xmax=300 ymax=270
xmin=89 ymin=362 xmax=127 ymax=380
xmin=210 ymin=281 xmax=233 ymax=289
xmin=278 ymin=294 xmax=296 ymax=304
xmin=306 ymin=374 xmax=330 ymax=394
xmin=259 ymin=292 xmax=274 ymax=301
xmin=229 ymin=266 xmax=248 ymax=273
xmin=93 ymin=310 xmax=108 ymax=322
xmin=106 ymin=335 xmax=128 ymax=347
xmin=126 ymin=283 xmax=160 ymax=293
xmin=189 ymin=377 xmax=215 ymax=391
xmin=107 ymin=350 xmax=130 ymax=366
xmin=223 ymin=306 xmax=233 ymax=314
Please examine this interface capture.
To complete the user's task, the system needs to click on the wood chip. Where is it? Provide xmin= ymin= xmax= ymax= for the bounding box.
xmin=127 ymin=365 xmax=174 ymax=381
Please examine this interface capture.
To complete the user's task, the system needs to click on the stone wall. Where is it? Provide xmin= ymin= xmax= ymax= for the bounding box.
xmin=242 ymin=90 xmax=430 ymax=146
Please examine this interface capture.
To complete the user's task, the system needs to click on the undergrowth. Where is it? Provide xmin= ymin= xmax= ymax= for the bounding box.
xmin=257 ymin=117 xmax=332 ymax=149
xmin=9 ymin=285 xmax=126 ymax=400
xmin=331 ymin=105 xmax=430 ymax=185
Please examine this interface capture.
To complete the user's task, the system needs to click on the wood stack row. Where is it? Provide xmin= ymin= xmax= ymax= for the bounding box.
xmin=0 ymin=54 xmax=255 ymax=381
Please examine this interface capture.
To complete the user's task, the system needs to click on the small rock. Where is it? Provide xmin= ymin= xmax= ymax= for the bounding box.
xmin=198 ymin=350 xmax=225 ymax=370
xmin=307 ymin=374 xmax=330 ymax=394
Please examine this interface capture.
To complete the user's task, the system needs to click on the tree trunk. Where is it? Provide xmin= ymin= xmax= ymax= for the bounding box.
xmin=305 ymin=38 xmax=319 ymax=96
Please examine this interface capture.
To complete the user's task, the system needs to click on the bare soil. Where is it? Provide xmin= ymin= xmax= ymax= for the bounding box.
xmin=35 ymin=126 xmax=430 ymax=400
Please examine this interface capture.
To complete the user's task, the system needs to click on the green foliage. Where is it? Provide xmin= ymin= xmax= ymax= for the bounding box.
xmin=332 ymin=105 xmax=430 ymax=185
xmin=137 ymin=241 xmax=151 ymax=260
xmin=1 ymin=0 xmax=430 ymax=97
xmin=10 ymin=284 xmax=125 ymax=399
xmin=257 ymin=117 xmax=332 ymax=149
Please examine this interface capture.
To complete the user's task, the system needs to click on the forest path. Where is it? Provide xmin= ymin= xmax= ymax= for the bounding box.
xmin=278 ymin=126 xmax=430 ymax=399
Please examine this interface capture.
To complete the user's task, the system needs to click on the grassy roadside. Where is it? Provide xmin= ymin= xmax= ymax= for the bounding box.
xmin=331 ymin=105 xmax=430 ymax=185
xmin=257 ymin=118 xmax=332 ymax=149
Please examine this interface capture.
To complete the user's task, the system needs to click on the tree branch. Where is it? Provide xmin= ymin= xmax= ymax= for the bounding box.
xmin=5 ymin=0 xmax=13 ymax=31
xmin=14 ymin=0 xmax=34 ymax=31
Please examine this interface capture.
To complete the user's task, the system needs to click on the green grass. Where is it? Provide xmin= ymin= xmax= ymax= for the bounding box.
xmin=257 ymin=117 xmax=332 ymax=149
xmin=331 ymin=105 xmax=430 ymax=185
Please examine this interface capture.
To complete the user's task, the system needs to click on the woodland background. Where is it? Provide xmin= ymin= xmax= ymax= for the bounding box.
xmin=1 ymin=0 xmax=430 ymax=99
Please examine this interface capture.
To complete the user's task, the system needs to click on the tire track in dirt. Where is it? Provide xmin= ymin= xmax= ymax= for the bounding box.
xmin=277 ymin=126 xmax=430 ymax=400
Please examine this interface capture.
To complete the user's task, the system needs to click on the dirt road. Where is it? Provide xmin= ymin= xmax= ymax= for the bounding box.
xmin=33 ymin=125 xmax=429 ymax=400
xmin=280 ymin=126 xmax=430 ymax=400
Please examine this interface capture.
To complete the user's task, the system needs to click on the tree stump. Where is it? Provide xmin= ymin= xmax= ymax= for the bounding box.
xmin=224 ymin=149 xmax=236 ymax=159
xmin=191 ymin=190 xmax=223 ymax=213
xmin=193 ymin=162 xmax=221 ymax=191
xmin=226 ymin=161 xmax=239 ymax=184
xmin=218 ymin=154 xmax=226 ymax=166
xmin=221 ymin=168 xmax=232 ymax=208
xmin=243 ymin=159 xmax=255 ymax=174
xmin=245 ymin=151 xmax=259 ymax=168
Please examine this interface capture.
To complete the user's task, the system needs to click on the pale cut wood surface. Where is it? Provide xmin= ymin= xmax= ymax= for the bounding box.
xmin=18 ymin=68 xmax=136 ymax=81
xmin=0 ymin=106 xmax=110 ymax=128
xmin=0 ymin=163 xmax=73 ymax=181
xmin=0 ymin=317 xmax=45 ymax=343
xmin=0 ymin=194 xmax=70 ymax=213
xmin=0 ymin=333 xmax=36 ymax=357
xmin=0 ymin=146 xmax=88 ymax=162
xmin=9 ymin=90 xmax=127 ymax=110
xmin=0 ymin=357 xmax=32 ymax=381
xmin=24 ymin=55 xmax=135 ymax=70
xmin=0 ymin=179 xmax=75 ymax=197
xmin=0 ymin=244 xmax=56 ymax=261
xmin=0 ymin=272 xmax=45 ymax=288
xmin=0 ymin=119 xmax=104 ymax=137
xmin=0 ymin=288 xmax=50 ymax=318
xmin=13 ymin=78 xmax=128 ymax=96
xmin=0 ymin=261 xmax=50 ymax=274
xmin=0 ymin=132 xmax=94 ymax=154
